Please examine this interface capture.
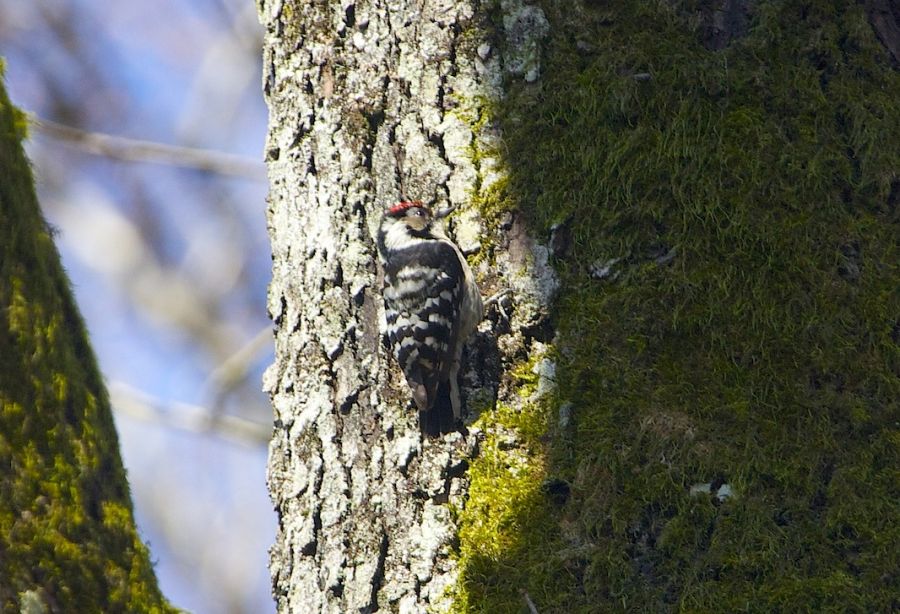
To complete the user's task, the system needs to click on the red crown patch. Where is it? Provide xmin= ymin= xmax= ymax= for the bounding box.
xmin=387 ymin=200 xmax=424 ymax=215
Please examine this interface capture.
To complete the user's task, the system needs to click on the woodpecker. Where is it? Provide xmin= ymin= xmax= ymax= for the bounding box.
xmin=377 ymin=200 xmax=483 ymax=437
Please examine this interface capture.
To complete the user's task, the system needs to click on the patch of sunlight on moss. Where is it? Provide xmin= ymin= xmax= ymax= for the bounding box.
xmin=100 ymin=501 xmax=131 ymax=530
xmin=460 ymin=421 xmax=544 ymax=562
xmin=450 ymin=400 xmax=562 ymax=614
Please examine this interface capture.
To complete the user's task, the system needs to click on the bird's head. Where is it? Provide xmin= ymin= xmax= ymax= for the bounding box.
xmin=385 ymin=200 xmax=433 ymax=232
xmin=378 ymin=200 xmax=455 ymax=252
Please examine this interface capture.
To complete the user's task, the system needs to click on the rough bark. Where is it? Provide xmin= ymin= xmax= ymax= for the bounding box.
xmin=258 ymin=0 xmax=556 ymax=611
xmin=0 ymin=68 xmax=171 ymax=612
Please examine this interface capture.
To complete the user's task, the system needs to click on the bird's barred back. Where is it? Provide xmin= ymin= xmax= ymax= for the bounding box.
xmin=382 ymin=241 xmax=463 ymax=374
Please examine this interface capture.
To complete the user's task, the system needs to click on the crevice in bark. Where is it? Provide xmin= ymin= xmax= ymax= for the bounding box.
xmin=344 ymin=4 xmax=356 ymax=30
xmin=362 ymin=109 xmax=385 ymax=172
xmin=427 ymin=131 xmax=448 ymax=169
xmin=705 ymin=0 xmax=753 ymax=50
xmin=368 ymin=532 xmax=389 ymax=612
xmin=301 ymin=508 xmax=321 ymax=557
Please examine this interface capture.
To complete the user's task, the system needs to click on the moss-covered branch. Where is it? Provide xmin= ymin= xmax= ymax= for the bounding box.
xmin=0 ymin=63 xmax=172 ymax=613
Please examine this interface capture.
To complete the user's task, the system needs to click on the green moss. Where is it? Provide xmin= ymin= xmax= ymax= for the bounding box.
xmin=468 ymin=176 xmax=518 ymax=267
xmin=451 ymin=398 xmax=564 ymax=613
xmin=0 ymin=69 xmax=174 ymax=611
xmin=457 ymin=0 xmax=899 ymax=611
xmin=450 ymin=92 xmax=519 ymax=265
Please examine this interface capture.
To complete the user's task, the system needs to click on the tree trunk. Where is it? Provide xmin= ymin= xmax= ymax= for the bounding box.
xmin=259 ymin=0 xmax=556 ymax=611
xmin=260 ymin=0 xmax=899 ymax=612
xmin=0 ymin=70 xmax=171 ymax=612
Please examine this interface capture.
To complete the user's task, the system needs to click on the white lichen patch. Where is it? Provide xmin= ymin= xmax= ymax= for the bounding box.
xmin=495 ymin=215 xmax=560 ymax=330
xmin=531 ymin=354 xmax=557 ymax=401
xmin=393 ymin=433 xmax=420 ymax=471
xmin=18 ymin=590 xmax=47 ymax=614
xmin=501 ymin=0 xmax=550 ymax=82
xmin=451 ymin=207 xmax=484 ymax=255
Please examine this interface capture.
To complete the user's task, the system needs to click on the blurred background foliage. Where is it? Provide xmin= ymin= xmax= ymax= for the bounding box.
xmin=0 ymin=1 xmax=274 ymax=611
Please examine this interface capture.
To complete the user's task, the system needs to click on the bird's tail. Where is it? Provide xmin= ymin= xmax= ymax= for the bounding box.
xmin=419 ymin=379 xmax=456 ymax=438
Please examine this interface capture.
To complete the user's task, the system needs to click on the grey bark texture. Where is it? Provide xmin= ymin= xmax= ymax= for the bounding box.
xmin=257 ymin=0 xmax=555 ymax=611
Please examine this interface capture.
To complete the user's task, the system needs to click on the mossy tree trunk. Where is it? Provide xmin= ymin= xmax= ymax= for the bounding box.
xmin=260 ymin=0 xmax=898 ymax=612
xmin=458 ymin=1 xmax=899 ymax=612
xmin=0 ymin=69 xmax=171 ymax=611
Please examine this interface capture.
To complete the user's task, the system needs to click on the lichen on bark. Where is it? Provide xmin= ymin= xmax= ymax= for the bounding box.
xmin=258 ymin=0 xmax=560 ymax=611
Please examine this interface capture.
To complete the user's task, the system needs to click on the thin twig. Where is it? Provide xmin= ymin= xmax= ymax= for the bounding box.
xmin=110 ymin=381 xmax=271 ymax=445
xmin=483 ymin=289 xmax=511 ymax=307
xmin=30 ymin=115 xmax=267 ymax=180
xmin=521 ymin=589 xmax=540 ymax=614
xmin=204 ymin=326 xmax=273 ymax=392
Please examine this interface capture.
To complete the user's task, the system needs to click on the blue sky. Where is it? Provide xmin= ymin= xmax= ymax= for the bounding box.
xmin=1 ymin=0 xmax=275 ymax=611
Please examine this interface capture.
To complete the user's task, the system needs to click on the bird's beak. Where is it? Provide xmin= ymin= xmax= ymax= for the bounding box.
xmin=433 ymin=205 xmax=456 ymax=219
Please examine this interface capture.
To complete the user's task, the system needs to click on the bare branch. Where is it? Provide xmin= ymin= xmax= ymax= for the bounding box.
xmin=204 ymin=326 xmax=273 ymax=392
xmin=110 ymin=381 xmax=270 ymax=445
xmin=30 ymin=115 xmax=267 ymax=180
